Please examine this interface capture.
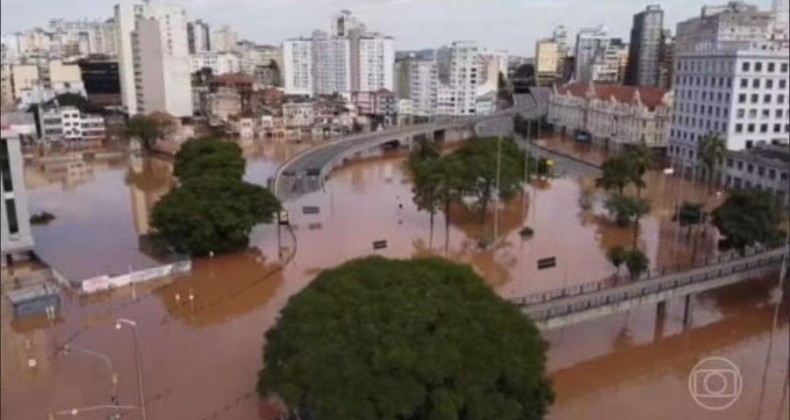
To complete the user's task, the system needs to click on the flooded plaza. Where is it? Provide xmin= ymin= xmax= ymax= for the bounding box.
xmin=1 ymin=137 xmax=787 ymax=420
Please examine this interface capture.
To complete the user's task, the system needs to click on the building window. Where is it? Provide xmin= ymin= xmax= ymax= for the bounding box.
xmin=780 ymin=79 xmax=787 ymax=89
xmin=764 ymin=94 xmax=772 ymax=104
xmin=766 ymin=79 xmax=774 ymax=89
xmin=752 ymin=79 xmax=760 ymax=88
xmin=763 ymin=109 xmax=771 ymax=119
xmin=755 ymin=62 xmax=763 ymax=72
xmin=751 ymin=94 xmax=759 ymax=103
xmin=758 ymin=167 xmax=765 ymax=177
xmin=746 ymin=141 xmax=754 ymax=149
xmin=739 ymin=94 xmax=747 ymax=103
xmin=737 ymin=109 xmax=745 ymax=118
xmin=5 ymin=198 xmax=18 ymax=234
xmin=774 ymin=123 xmax=781 ymax=133
xmin=735 ymin=123 xmax=744 ymax=133
xmin=747 ymin=163 xmax=754 ymax=173
xmin=768 ymin=62 xmax=775 ymax=72
xmin=779 ymin=95 xmax=786 ymax=104
xmin=781 ymin=63 xmax=789 ymax=73
xmin=0 ymin=141 xmax=12 ymax=193
xmin=776 ymin=109 xmax=783 ymax=118
xmin=760 ymin=124 xmax=768 ymax=133
xmin=727 ymin=158 xmax=733 ymax=168
xmin=749 ymin=109 xmax=757 ymax=119
xmin=769 ymin=169 xmax=776 ymax=179
xmin=743 ymin=62 xmax=751 ymax=71
xmin=748 ymin=123 xmax=755 ymax=133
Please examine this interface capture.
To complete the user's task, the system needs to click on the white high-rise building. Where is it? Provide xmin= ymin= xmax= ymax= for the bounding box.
xmin=212 ymin=25 xmax=238 ymax=52
xmin=668 ymin=43 xmax=790 ymax=175
xmin=575 ymin=26 xmax=610 ymax=83
xmin=409 ymin=59 xmax=438 ymax=116
xmin=357 ymin=35 xmax=394 ymax=92
xmin=312 ymin=31 xmax=351 ymax=96
xmin=282 ymin=11 xmax=393 ymax=97
xmin=187 ymin=20 xmax=211 ymax=54
xmin=283 ymin=38 xmax=313 ymax=95
xmin=448 ymin=41 xmax=480 ymax=115
xmin=115 ymin=1 xmax=192 ymax=117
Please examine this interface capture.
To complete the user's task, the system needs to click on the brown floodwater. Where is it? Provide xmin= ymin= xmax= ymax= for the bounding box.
xmin=1 ymin=137 xmax=787 ymax=420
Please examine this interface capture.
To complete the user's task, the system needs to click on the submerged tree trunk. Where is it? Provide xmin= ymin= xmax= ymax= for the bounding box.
xmin=632 ymin=185 xmax=642 ymax=250
xmin=444 ymin=198 xmax=452 ymax=252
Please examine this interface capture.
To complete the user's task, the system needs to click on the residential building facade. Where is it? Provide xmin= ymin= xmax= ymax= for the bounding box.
xmin=675 ymin=2 xmax=775 ymax=57
xmin=212 ymin=25 xmax=238 ymax=52
xmin=1 ymin=129 xmax=34 ymax=263
xmin=575 ymin=26 xmax=610 ymax=83
xmin=625 ymin=5 xmax=665 ymax=87
xmin=187 ymin=20 xmax=211 ymax=54
xmin=409 ymin=59 xmax=438 ymax=116
xmin=549 ymin=82 xmax=673 ymax=150
xmin=189 ymin=52 xmax=242 ymax=75
xmin=38 ymin=106 xmax=106 ymax=143
xmin=448 ymin=41 xmax=480 ymax=115
xmin=535 ymin=39 xmax=559 ymax=86
xmin=283 ymin=38 xmax=313 ymax=95
xmin=115 ymin=1 xmax=192 ymax=117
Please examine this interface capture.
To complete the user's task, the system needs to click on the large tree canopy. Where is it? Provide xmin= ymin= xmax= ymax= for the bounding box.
xmin=174 ymin=138 xmax=246 ymax=181
xmin=151 ymin=176 xmax=279 ymax=256
xmin=259 ymin=257 xmax=554 ymax=420
xmin=151 ymin=137 xmax=280 ymax=256
xmin=712 ymin=189 xmax=782 ymax=251
xmin=123 ymin=114 xmax=172 ymax=151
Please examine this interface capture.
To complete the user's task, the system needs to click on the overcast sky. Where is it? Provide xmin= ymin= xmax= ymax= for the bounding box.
xmin=0 ymin=0 xmax=775 ymax=56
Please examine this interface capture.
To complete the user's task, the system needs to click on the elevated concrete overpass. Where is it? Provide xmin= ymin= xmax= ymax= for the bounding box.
xmin=273 ymin=88 xmax=551 ymax=199
xmin=513 ymin=246 xmax=788 ymax=329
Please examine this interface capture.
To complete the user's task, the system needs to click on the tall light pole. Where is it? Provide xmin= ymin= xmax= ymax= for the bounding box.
xmin=115 ymin=318 xmax=146 ymax=420
xmin=62 ymin=344 xmax=118 ymax=405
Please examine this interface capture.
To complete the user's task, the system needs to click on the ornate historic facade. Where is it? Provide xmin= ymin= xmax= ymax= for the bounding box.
xmin=548 ymin=82 xmax=673 ymax=149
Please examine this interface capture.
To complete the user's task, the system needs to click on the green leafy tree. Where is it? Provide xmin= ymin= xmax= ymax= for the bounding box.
xmin=151 ymin=176 xmax=280 ymax=256
xmin=123 ymin=114 xmax=171 ymax=151
xmin=676 ymin=202 xmax=705 ymax=239
xmin=596 ymin=154 xmax=633 ymax=194
xmin=258 ymin=257 xmax=554 ymax=420
xmin=437 ymin=154 xmax=467 ymax=251
xmin=604 ymin=193 xmax=650 ymax=227
xmin=453 ymin=138 xmax=525 ymax=224
xmin=624 ymin=249 xmax=649 ymax=279
xmin=174 ymin=138 xmax=246 ymax=181
xmin=698 ymin=132 xmax=727 ymax=186
xmin=409 ymin=138 xmax=444 ymax=242
xmin=624 ymin=144 xmax=652 ymax=249
xmin=712 ymin=189 xmax=781 ymax=251
xmin=606 ymin=245 xmax=627 ymax=275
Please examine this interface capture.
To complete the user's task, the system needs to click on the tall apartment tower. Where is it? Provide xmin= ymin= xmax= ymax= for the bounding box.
xmin=575 ymin=26 xmax=610 ymax=83
xmin=409 ymin=58 xmax=438 ymax=116
xmin=283 ymin=38 xmax=313 ymax=95
xmin=1 ymin=129 xmax=34 ymax=264
xmin=115 ymin=1 xmax=192 ymax=117
xmin=552 ymin=25 xmax=569 ymax=81
xmin=773 ymin=0 xmax=790 ymax=42
xmin=212 ymin=25 xmax=238 ymax=52
xmin=187 ymin=20 xmax=211 ymax=54
xmin=311 ymin=30 xmax=351 ymax=96
xmin=449 ymin=41 xmax=480 ymax=115
xmin=625 ymin=5 xmax=664 ymax=87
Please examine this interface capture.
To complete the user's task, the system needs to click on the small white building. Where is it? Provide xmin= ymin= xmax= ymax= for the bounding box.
xmin=189 ymin=52 xmax=241 ymax=75
xmin=282 ymin=102 xmax=314 ymax=128
xmin=549 ymin=82 xmax=673 ymax=149
xmin=38 ymin=106 xmax=106 ymax=143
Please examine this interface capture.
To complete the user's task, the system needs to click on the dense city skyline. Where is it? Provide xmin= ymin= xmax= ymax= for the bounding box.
xmin=1 ymin=0 xmax=776 ymax=55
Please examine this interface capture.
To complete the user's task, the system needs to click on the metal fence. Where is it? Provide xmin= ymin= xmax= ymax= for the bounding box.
xmin=520 ymin=249 xmax=785 ymax=322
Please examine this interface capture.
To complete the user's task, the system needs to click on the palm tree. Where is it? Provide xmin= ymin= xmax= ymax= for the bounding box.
xmin=626 ymin=143 xmax=652 ymax=249
xmin=698 ymin=132 xmax=727 ymax=188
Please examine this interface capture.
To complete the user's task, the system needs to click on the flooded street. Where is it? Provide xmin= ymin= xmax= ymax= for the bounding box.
xmin=1 ymin=137 xmax=787 ymax=420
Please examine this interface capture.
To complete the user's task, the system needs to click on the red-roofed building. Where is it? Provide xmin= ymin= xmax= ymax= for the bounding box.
xmin=548 ymin=82 xmax=673 ymax=150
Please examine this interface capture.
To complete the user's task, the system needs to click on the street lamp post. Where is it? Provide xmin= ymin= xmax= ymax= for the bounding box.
xmin=115 ymin=318 xmax=147 ymax=420
xmin=62 ymin=344 xmax=118 ymax=405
